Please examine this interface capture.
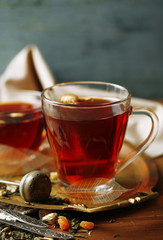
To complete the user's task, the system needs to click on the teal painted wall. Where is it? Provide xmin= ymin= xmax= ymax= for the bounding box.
xmin=0 ymin=0 xmax=162 ymax=99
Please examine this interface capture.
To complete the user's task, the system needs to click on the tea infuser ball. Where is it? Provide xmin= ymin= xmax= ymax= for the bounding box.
xmin=19 ymin=170 xmax=52 ymax=202
xmin=0 ymin=170 xmax=52 ymax=202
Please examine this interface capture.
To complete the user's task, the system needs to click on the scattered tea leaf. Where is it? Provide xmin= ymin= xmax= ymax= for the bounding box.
xmin=74 ymin=233 xmax=88 ymax=238
xmin=114 ymin=233 xmax=120 ymax=238
xmin=46 ymin=195 xmax=70 ymax=205
xmin=109 ymin=219 xmax=116 ymax=223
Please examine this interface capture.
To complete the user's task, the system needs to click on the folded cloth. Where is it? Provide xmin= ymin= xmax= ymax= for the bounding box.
xmin=127 ymin=98 xmax=163 ymax=158
xmin=0 ymin=45 xmax=162 ymax=162
xmin=0 ymin=44 xmax=55 ymax=95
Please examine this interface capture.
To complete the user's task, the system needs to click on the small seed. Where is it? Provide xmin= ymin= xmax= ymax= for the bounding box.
xmin=6 ymin=185 xmax=18 ymax=193
xmin=42 ymin=212 xmax=58 ymax=224
xmin=128 ymin=198 xmax=135 ymax=204
xmin=50 ymin=172 xmax=58 ymax=181
xmin=135 ymin=197 xmax=141 ymax=202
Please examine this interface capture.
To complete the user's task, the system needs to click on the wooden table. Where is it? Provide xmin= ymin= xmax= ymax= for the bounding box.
xmin=86 ymin=155 xmax=163 ymax=240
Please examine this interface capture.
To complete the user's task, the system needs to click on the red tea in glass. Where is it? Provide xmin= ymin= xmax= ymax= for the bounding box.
xmin=0 ymin=91 xmax=44 ymax=151
xmin=42 ymin=82 xmax=159 ymax=203
xmin=44 ymin=97 xmax=129 ymax=185
xmin=42 ymin=82 xmax=132 ymax=186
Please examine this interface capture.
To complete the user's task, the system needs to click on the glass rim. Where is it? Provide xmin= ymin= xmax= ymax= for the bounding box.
xmin=41 ymin=81 xmax=131 ymax=109
xmin=0 ymin=90 xmax=42 ymax=116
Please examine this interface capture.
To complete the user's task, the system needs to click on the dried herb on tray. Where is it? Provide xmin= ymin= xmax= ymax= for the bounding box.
xmin=0 ymin=177 xmax=94 ymax=239
xmin=0 ymin=224 xmax=38 ymax=240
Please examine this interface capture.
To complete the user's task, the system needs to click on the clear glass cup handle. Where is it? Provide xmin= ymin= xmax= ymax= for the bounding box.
xmin=117 ymin=107 xmax=159 ymax=174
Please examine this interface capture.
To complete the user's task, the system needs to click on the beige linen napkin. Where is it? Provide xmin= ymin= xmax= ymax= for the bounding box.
xmin=0 ymin=45 xmax=162 ymax=176
xmin=0 ymin=44 xmax=56 ymax=94
xmin=127 ymin=98 xmax=163 ymax=158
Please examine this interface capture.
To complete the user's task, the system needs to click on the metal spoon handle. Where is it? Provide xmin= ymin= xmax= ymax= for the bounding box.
xmin=0 ymin=179 xmax=20 ymax=186
xmin=0 ymin=218 xmax=73 ymax=239
xmin=0 ymin=207 xmax=47 ymax=227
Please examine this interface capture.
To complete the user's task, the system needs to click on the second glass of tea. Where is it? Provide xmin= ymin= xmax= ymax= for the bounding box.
xmin=0 ymin=90 xmax=45 ymax=151
xmin=41 ymin=82 xmax=158 ymax=200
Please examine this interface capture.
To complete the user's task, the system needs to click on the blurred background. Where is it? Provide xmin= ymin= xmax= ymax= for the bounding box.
xmin=0 ymin=0 xmax=162 ymax=99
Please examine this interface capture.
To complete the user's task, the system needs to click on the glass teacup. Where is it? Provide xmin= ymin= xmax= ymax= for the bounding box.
xmin=0 ymin=90 xmax=45 ymax=151
xmin=41 ymin=82 xmax=159 ymax=203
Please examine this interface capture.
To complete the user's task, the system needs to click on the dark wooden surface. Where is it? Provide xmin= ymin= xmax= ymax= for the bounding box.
xmin=81 ymin=155 xmax=163 ymax=240
xmin=0 ymin=0 xmax=163 ymax=99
